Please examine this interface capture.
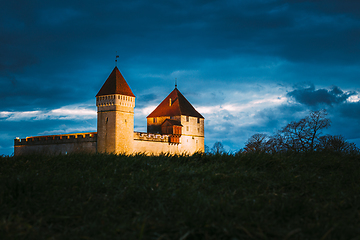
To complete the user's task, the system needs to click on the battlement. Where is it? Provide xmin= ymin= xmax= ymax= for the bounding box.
xmin=134 ymin=132 xmax=170 ymax=142
xmin=14 ymin=132 xmax=97 ymax=146
xmin=96 ymin=94 xmax=135 ymax=108
xmin=133 ymin=132 xmax=181 ymax=144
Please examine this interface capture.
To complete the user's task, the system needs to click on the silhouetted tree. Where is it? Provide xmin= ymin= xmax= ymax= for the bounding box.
xmin=244 ymin=110 xmax=333 ymax=153
xmin=278 ymin=109 xmax=331 ymax=152
xmin=318 ymin=135 xmax=359 ymax=154
xmin=244 ymin=133 xmax=268 ymax=152
xmin=212 ymin=142 xmax=225 ymax=154
xmin=204 ymin=145 xmax=210 ymax=153
xmin=265 ymin=133 xmax=286 ymax=153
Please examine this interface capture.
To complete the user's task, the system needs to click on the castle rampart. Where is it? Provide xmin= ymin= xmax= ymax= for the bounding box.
xmin=14 ymin=132 xmax=97 ymax=155
xmin=133 ymin=132 xmax=181 ymax=155
xmin=133 ymin=132 xmax=170 ymax=142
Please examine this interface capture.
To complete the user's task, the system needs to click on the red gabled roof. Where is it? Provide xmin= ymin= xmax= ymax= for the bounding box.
xmin=147 ymin=88 xmax=204 ymax=118
xmin=96 ymin=67 xmax=135 ymax=97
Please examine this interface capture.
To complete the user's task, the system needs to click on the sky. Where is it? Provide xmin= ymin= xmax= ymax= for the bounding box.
xmin=1 ymin=0 xmax=360 ymax=155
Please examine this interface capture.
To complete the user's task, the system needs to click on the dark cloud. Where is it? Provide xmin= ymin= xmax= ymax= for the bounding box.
xmin=287 ymin=84 xmax=356 ymax=106
xmin=136 ymin=93 xmax=160 ymax=108
xmin=1 ymin=0 xmax=360 ymax=155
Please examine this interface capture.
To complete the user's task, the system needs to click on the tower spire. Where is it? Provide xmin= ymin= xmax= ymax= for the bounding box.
xmin=175 ymin=78 xmax=177 ymax=89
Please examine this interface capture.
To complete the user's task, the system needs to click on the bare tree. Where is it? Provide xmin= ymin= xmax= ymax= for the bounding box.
xmin=242 ymin=110 xmax=359 ymax=154
xmin=279 ymin=109 xmax=331 ymax=152
xmin=204 ymin=145 xmax=210 ymax=153
xmin=212 ymin=142 xmax=225 ymax=154
xmin=318 ymin=135 xmax=358 ymax=154
xmin=307 ymin=110 xmax=331 ymax=150
xmin=244 ymin=133 xmax=268 ymax=152
xmin=243 ymin=110 xmax=332 ymax=153
xmin=265 ymin=133 xmax=286 ymax=153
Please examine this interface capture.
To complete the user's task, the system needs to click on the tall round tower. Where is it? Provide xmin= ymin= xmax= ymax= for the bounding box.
xmin=96 ymin=67 xmax=135 ymax=154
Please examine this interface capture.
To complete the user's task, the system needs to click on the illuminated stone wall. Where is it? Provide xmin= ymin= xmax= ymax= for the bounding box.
xmin=133 ymin=132 xmax=204 ymax=155
xmin=14 ymin=133 xmax=97 ymax=156
xmin=96 ymin=94 xmax=135 ymax=154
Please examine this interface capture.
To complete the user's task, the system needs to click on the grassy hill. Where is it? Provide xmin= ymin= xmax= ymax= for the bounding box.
xmin=1 ymin=152 xmax=360 ymax=239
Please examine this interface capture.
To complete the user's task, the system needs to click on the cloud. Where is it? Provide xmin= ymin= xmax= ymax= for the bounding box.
xmin=287 ymin=84 xmax=357 ymax=106
xmin=38 ymin=126 xmax=96 ymax=136
xmin=1 ymin=0 xmax=360 ymax=155
xmin=0 ymin=104 xmax=96 ymax=121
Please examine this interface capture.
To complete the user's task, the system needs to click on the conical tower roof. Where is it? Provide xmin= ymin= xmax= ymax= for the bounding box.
xmin=147 ymin=88 xmax=204 ymax=118
xmin=96 ymin=67 xmax=135 ymax=97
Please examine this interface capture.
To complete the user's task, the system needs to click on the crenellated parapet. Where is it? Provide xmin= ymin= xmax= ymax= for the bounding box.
xmin=14 ymin=132 xmax=97 ymax=146
xmin=133 ymin=132 xmax=181 ymax=144
xmin=134 ymin=132 xmax=169 ymax=142
xmin=96 ymin=94 xmax=135 ymax=108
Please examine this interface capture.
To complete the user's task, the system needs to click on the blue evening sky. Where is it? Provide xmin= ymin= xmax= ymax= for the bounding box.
xmin=1 ymin=0 xmax=360 ymax=155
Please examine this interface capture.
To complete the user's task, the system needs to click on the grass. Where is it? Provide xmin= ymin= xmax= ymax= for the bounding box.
xmin=1 ymin=152 xmax=360 ymax=239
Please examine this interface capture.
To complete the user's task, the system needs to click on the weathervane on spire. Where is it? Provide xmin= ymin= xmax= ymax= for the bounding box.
xmin=175 ymin=78 xmax=177 ymax=89
xmin=115 ymin=53 xmax=119 ymax=66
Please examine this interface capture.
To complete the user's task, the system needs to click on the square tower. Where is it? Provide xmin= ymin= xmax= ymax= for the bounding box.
xmin=96 ymin=67 xmax=135 ymax=154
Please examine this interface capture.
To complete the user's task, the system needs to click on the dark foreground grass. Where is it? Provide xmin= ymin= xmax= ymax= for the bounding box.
xmin=1 ymin=152 xmax=360 ymax=239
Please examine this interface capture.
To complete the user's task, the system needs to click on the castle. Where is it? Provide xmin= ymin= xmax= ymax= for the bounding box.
xmin=14 ymin=66 xmax=205 ymax=155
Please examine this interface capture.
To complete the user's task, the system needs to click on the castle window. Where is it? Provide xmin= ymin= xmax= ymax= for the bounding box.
xmin=186 ymin=116 xmax=189 ymax=122
xmin=186 ymin=126 xmax=189 ymax=131
xmin=197 ymin=118 xmax=200 ymax=123
xmin=153 ymin=118 xmax=157 ymax=123
xmin=197 ymin=128 xmax=199 ymax=133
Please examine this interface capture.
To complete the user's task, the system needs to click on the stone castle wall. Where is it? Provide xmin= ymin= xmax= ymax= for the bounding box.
xmin=133 ymin=132 xmax=204 ymax=155
xmin=96 ymin=94 xmax=135 ymax=154
xmin=14 ymin=133 xmax=97 ymax=156
xmin=14 ymin=131 xmax=203 ymax=156
xmin=133 ymin=132 xmax=178 ymax=154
